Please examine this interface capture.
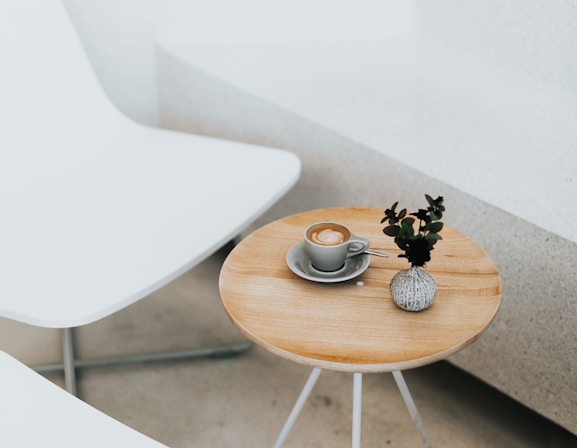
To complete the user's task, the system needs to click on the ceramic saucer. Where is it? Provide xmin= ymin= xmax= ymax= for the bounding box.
xmin=286 ymin=241 xmax=370 ymax=283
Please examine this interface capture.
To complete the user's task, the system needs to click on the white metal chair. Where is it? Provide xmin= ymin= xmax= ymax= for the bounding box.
xmin=0 ymin=1 xmax=300 ymax=395
xmin=0 ymin=350 xmax=169 ymax=447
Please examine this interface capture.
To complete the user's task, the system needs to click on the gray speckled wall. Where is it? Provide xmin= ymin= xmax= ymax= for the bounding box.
xmin=158 ymin=48 xmax=577 ymax=433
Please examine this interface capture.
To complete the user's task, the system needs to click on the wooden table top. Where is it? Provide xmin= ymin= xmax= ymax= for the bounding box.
xmin=219 ymin=207 xmax=501 ymax=373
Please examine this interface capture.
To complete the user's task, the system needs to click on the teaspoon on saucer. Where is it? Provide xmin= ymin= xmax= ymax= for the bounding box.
xmin=363 ymin=250 xmax=388 ymax=258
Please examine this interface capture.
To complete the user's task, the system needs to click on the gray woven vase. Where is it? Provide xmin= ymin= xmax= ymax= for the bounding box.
xmin=390 ymin=266 xmax=437 ymax=312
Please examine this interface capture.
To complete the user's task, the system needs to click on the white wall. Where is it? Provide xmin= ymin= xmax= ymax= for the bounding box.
xmin=63 ymin=0 xmax=161 ymax=125
xmin=65 ymin=0 xmax=577 ymax=126
xmin=415 ymin=0 xmax=577 ymax=94
xmin=64 ymin=0 xmax=413 ymax=125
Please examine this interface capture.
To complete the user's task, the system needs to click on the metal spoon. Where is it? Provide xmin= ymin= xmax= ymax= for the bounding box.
xmin=364 ymin=249 xmax=388 ymax=258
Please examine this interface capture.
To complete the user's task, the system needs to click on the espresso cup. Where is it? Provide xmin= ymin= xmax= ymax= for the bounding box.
xmin=304 ymin=222 xmax=370 ymax=272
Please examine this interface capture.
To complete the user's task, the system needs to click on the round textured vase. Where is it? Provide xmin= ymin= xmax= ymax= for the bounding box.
xmin=390 ymin=266 xmax=437 ymax=312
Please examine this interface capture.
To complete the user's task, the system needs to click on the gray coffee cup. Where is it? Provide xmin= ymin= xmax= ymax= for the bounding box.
xmin=304 ymin=222 xmax=370 ymax=272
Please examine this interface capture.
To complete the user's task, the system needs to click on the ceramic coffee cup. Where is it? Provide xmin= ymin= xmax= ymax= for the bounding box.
xmin=304 ymin=222 xmax=370 ymax=272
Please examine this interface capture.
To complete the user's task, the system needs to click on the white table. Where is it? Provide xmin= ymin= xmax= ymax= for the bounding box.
xmin=0 ymin=350 xmax=168 ymax=447
xmin=0 ymin=127 xmax=299 ymax=329
xmin=0 ymin=125 xmax=300 ymax=394
xmin=0 ymin=0 xmax=301 ymax=395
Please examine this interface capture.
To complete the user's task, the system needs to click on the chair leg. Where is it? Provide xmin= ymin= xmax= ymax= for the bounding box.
xmin=274 ymin=368 xmax=322 ymax=448
xmin=392 ymin=370 xmax=432 ymax=448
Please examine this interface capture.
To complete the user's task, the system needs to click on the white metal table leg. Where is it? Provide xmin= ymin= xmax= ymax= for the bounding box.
xmin=274 ymin=368 xmax=322 ymax=448
xmin=392 ymin=370 xmax=432 ymax=448
xmin=275 ymin=369 xmax=431 ymax=447
xmin=352 ymin=372 xmax=363 ymax=448
xmin=62 ymin=327 xmax=77 ymax=396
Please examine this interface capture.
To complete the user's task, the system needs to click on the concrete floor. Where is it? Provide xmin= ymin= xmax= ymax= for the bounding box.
xmin=1 ymin=245 xmax=576 ymax=448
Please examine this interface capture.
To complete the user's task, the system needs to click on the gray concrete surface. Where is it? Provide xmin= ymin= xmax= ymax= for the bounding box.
xmin=1 ymin=245 xmax=575 ymax=447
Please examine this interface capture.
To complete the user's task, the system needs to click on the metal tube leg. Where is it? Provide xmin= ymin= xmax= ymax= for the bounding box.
xmin=274 ymin=368 xmax=322 ymax=448
xmin=392 ymin=371 xmax=431 ymax=448
xmin=62 ymin=327 xmax=77 ymax=396
xmin=352 ymin=373 xmax=363 ymax=448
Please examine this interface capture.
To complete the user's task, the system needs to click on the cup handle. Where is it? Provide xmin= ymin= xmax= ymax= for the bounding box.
xmin=346 ymin=237 xmax=370 ymax=258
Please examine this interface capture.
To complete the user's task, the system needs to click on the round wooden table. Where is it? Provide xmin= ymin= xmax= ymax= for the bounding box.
xmin=219 ymin=207 xmax=501 ymax=447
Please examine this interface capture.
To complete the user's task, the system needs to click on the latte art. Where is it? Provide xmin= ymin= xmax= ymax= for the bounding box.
xmin=312 ymin=229 xmax=347 ymax=245
xmin=307 ymin=224 xmax=350 ymax=246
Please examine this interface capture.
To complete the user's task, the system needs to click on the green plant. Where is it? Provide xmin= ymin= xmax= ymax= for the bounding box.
xmin=381 ymin=194 xmax=445 ymax=267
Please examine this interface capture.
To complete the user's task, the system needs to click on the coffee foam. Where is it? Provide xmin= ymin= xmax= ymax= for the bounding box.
xmin=307 ymin=223 xmax=349 ymax=246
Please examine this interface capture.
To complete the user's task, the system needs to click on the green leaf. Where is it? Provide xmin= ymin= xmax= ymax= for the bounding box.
xmin=426 ymin=233 xmax=442 ymax=249
xmin=398 ymin=222 xmax=415 ymax=237
xmin=427 ymin=222 xmax=444 ymax=233
xmin=395 ymin=236 xmax=409 ymax=250
xmin=383 ymin=225 xmax=400 ymax=237
xmin=412 ymin=209 xmax=429 ymax=221
xmin=401 ymin=217 xmax=415 ymax=227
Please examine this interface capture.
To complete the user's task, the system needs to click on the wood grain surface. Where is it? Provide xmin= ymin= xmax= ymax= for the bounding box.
xmin=219 ymin=207 xmax=501 ymax=373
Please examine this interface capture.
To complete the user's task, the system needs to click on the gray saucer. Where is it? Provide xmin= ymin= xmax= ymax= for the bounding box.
xmin=286 ymin=241 xmax=370 ymax=283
